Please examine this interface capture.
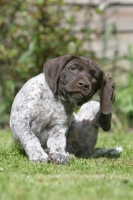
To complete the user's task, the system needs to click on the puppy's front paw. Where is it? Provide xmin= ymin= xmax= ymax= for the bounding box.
xmin=48 ymin=152 xmax=70 ymax=164
xmin=29 ymin=152 xmax=48 ymax=163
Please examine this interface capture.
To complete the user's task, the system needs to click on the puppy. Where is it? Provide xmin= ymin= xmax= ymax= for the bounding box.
xmin=10 ymin=54 xmax=114 ymax=164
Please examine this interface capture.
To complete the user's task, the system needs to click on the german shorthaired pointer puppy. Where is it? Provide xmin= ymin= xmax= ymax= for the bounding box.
xmin=10 ymin=54 xmax=119 ymax=164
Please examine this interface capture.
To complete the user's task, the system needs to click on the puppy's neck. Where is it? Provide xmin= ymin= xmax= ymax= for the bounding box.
xmin=60 ymin=99 xmax=77 ymax=115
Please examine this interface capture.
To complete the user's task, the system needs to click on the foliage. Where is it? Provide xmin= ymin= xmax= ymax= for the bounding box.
xmin=114 ymin=45 xmax=133 ymax=128
xmin=1 ymin=129 xmax=133 ymax=200
xmin=0 ymin=0 xmax=88 ymax=127
xmin=0 ymin=0 xmax=132 ymax=130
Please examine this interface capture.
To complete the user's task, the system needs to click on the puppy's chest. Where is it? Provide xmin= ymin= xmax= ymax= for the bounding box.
xmin=31 ymin=97 xmax=73 ymax=135
xmin=46 ymin=98 xmax=73 ymax=127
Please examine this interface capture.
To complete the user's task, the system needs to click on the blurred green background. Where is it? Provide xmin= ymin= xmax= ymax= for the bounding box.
xmin=0 ymin=0 xmax=133 ymax=132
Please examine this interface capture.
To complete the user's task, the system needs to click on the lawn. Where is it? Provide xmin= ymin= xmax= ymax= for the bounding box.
xmin=0 ymin=129 xmax=133 ymax=200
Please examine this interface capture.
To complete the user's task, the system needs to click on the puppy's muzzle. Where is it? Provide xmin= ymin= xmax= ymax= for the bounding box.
xmin=78 ymin=79 xmax=90 ymax=91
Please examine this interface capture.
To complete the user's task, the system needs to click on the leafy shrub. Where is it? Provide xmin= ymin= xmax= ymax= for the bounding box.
xmin=114 ymin=45 xmax=133 ymax=128
xmin=0 ymin=0 xmax=89 ymax=127
xmin=0 ymin=0 xmax=132 ymax=131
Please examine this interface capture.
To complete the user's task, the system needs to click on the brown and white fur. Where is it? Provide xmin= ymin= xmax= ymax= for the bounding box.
xmin=10 ymin=54 xmax=119 ymax=164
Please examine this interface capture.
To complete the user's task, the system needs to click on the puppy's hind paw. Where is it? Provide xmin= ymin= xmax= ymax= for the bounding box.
xmin=48 ymin=152 xmax=70 ymax=164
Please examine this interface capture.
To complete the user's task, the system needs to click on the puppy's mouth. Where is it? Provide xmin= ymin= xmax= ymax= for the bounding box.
xmin=69 ymin=93 xmax=83 ymax=100
xmin=67 ymin=91 xmax=94 ymax=106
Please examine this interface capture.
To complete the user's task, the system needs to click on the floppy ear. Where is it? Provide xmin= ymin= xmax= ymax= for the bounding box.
xmin=44 ymin=54 xmax=74 ymax=94
xmin=99 ymin=73 xmax=115 ymax=115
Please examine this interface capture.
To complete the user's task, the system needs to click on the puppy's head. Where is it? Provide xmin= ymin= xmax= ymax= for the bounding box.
xmin=44 ymin=54 xmax=103 ymax=106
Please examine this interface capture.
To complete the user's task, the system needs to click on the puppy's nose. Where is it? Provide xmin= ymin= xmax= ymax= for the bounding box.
xmin=78 ymin=80 xmax=90 ymax=90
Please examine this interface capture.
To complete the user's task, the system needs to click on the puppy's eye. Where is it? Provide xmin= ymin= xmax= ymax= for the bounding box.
xmin=70 ymin=66 xmax=78 ymax=73
xmin=93 ymin=74 xmax=98 ymax=80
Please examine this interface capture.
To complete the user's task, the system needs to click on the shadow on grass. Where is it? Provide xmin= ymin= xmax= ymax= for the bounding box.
xmin=11 ymin=142 xmax=26 ymax=157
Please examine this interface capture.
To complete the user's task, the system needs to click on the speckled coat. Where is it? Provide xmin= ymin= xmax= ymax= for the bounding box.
xmin=10 ymin=73 xmax=76 ymax=162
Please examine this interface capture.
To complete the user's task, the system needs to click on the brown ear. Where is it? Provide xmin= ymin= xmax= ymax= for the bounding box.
xmin=43 ymin=54 xmax=74 ymax=94
xmin=99 ymin=73 xmax=115 ymax=115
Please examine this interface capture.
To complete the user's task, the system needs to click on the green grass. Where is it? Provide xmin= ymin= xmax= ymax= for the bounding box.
xmin=0 ymin=129 xmax=133 ymax=200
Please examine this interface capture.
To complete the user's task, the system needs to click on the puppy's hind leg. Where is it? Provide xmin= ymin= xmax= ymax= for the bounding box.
xmin=92 ymin=147 xmax=123 ymax=157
